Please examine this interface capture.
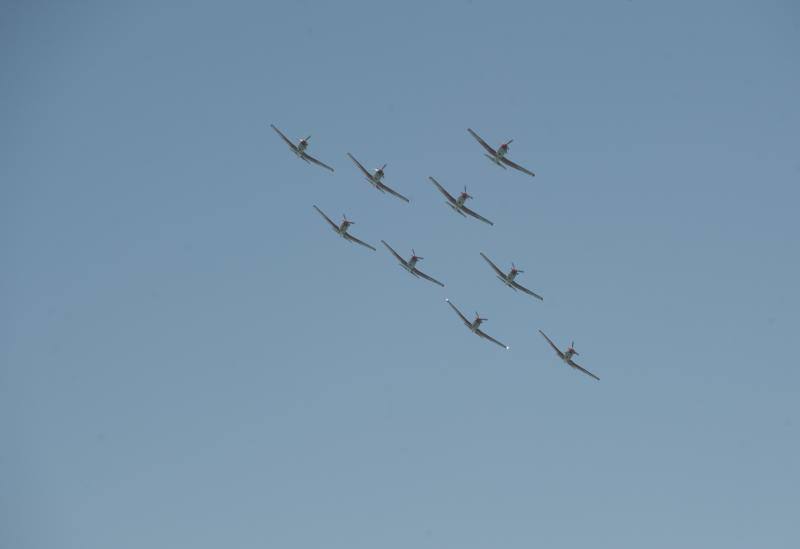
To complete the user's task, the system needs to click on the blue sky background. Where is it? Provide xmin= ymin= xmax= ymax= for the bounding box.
xmin=2 ymin=1 xmax=799 ymax=547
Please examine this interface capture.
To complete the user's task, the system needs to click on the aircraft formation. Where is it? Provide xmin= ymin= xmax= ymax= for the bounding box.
xmin=272 ymin=123 xmax=600 ymax=382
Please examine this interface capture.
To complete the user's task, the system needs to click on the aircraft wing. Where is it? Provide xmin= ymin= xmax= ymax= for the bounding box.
xmin=347 ymin=153 xmax=373 ymax=179
xmin=313 ymin=205 xmax=339 ymax=231
xmin=428 ymin=176 xmax=457 ymax=205
xmin=380 ymin=240 xmax=408 ymax=266
xmin=302 ymin=152 xmax=335 ymax=172
xmin=500 ymin=156 xmax=535 ymax=177
xmin=377 ymin=181 xmax=410 ymax=203
xmin=569 ymin=359 xmax=600 ymax=381
xmin=467 ymin=128 xmax=497 ymax=156
xmin=462 ymin=205 xmax=494 ymax=226
xmin=344 ymin=233 xmax=376 ymax=251
xmin=538 ymin=330 xmax=565 ymax=359
xmin=511 ymin=280 xmax=544 ymax=301
xmin=476 ymin=328 xmax=509 ymax=350
xmin=480 ymin=252 xmax=506 ymax=278
xmin=445 ymin=299 xmax=471 ymax=327
xmin=413 ymin=268 xmax=445 ymax=287
xmin=270 ymin=124 xmax=298 ymax=152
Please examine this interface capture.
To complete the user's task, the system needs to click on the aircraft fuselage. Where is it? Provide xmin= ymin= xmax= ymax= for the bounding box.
xmin=365 ymin=174 xmax=384 ymax=190
xmin=446 ymin=202 xmax=467 ymax=217
xmin=497 ymin=275 xmax=516 ymax=289
xmin=484 ymin=145 xmax=509 ymax=167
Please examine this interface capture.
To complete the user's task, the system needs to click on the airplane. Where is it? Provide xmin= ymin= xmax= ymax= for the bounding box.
xmin=313 ymin=205 xmax=376 ymax=251
xmin=428 ymin=176 xmax=494 ymax=226
xmin=467 ymin=128 xmax=535 ymax=177
xmin=270 ymin=124 xmax=335 ymax=173
xmin=347 ymin=153 xmax=410 ymax=203
xmin=445 ymin=299 xmax=509 ymax=350
xmin=480 ymin=252 xmax=543 ymax=301
xmin=381 ymin=240 xmax=445 ymax=287
xmin=538 ymin=330 xmax=599 ymax=381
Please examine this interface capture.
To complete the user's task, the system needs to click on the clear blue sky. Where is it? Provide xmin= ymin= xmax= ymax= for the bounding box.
xmin=2 ymin=1 xmax=799 ymax=547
